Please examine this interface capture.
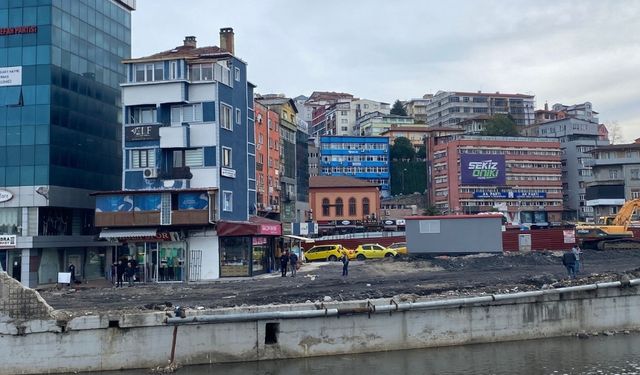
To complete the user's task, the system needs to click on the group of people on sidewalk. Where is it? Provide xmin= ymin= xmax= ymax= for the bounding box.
xmin=562 ymin=245 xmax=583 ymax=279
xmin=111 ymin=257 xmax=138 ymax=287
xmin=279 ymin=250 xmax=299 ymax=277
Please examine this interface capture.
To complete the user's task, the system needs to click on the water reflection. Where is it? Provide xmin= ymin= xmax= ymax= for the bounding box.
xmin=81 ymin=333 xmax=640 ymax=375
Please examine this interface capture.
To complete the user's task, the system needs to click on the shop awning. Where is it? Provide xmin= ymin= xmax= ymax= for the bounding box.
xmin=99 ymin=228 xmax=157 ymax=239
xmin=283 ymin=235 xmax=315 ymax=243
xmin=217 ymin=216 xmax=282 ymax=237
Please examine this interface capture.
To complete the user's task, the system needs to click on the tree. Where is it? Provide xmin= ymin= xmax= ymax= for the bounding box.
xmin=416 ymin=144 xmax=426 ymax=160
xmin=390 ymin=137 xmax=415 ymax=160
xmin=422 ymin=205 xmax=441 ymax=216
xmin=607 ymin=121 xmax=625 ymax=144
xmin=480 ymin=114 xmax=520 ymax=136
xmin=390 ymin=100 xmax=407 ymax=116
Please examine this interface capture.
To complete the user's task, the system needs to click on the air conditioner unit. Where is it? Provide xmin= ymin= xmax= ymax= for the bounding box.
xmin=143 ymin=168 xmax=158 ymax=179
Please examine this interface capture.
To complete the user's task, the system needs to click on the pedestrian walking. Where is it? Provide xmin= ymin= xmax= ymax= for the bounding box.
xmin=289 ymin=252 xmax=298 ymax=277
xmin=280 ymin=251 xmax=289 ymax=277
xmin=126 ymin=262 xmax=135 ymax=287
xmin=562 ymin=250 xmax=577 ymax=279
xmin=572 ymin=245 xmax=582 ymax=274
xmin=116 ymin=260 xmax=125 ymax=287
xmin=341 ymin=253 xmax=349 ymax=276
xmin=67 ymin=263 xmax=76 ymax=286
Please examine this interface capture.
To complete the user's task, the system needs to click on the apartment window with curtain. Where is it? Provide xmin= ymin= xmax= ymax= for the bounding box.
xmin=131 ymin=149 xmax=156 ymax=168
xmin=220 ymin=104 xmax=232 ymax=130
xmin=170 ymin=103 xmax=203 ymax=125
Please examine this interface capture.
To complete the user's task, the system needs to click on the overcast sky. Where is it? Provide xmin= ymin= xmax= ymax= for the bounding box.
xmin=131 ymin=0 xmax=640 ymax=141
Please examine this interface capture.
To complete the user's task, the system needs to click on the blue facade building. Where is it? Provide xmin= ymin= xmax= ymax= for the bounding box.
xmin=320 ymin=136 xmax=390 ymax=197
xmin=0 ymin=0 xmax=135 ymax=287
xmin=94 ymin=29 xmax=276 ymax=281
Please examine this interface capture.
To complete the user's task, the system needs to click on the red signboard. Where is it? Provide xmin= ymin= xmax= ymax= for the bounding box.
xmin=258 ymin=224 xmax=281 ymax=236
xmin=0 ymin=26 xmax=38 ymax=36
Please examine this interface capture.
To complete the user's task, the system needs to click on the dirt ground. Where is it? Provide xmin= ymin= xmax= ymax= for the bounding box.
xmin=38 ymin=249 xmax=640 ymax=316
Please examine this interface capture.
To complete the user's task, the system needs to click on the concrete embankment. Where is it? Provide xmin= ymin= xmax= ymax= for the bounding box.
xmin=2 ymin=271 xmax=640 ymax=374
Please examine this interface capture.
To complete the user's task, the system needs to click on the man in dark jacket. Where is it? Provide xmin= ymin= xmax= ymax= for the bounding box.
xmin=562 ymin=251 xmax=577 ymax=279
xmin=280 ymin=251 xmax=289 ymax=277
xmin=116 ymin=260 xmax=125 ymax=287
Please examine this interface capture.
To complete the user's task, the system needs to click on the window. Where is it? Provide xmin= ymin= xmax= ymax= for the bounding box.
xmin=349 ymin=197 xmax=356 ymax=216
xmin=173 ymin=149 xmax=204 ymax=167
xmin=189 ymin=63 xmax=215 ymax=82
xmin=222 ymin=147 xmax=232 ymax=168
xmin=363 ymin=197 xmax=370 ymax=215
xmin=170 ymin=104 xmax=202 ymax=125
xmin=631 ymin=169 xmax=640 ymax=180
xmin=419 ymin=220 xmax=441 ymax=233
xmin=235 ymin=108 xmax=241 ymax=125
xmin=235 ymin=67 xmax=240 ymax=81
xmin=322 ymin=198 xmax=330 ymax=216
xmin=223 ymin=191 xmax=233 ymax=212
xmin=335 ymin=198 xmax=344 ymax=216
xmin=134 ymin=63 xmax=163 ymax=82
xmin=221 ymin=104 xmax=232 ymax=130
xmin=131 ymin=149 xmax=156 ymax=168
xmin=609 ymin=169 xmax=619 ymax=179
xmin=129 ymin=107 xmax=156 ymax=124
xmin=170 ymin=61 xmax=178 ymax=80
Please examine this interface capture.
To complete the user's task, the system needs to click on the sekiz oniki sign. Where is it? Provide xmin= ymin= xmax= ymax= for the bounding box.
xmin=460 ymin=154 xmax=506 ymax=185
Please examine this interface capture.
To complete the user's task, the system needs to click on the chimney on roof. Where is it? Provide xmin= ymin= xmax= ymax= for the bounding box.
xmin=220 ymin=27 xmax=235 ymax=54
xmin=183 ymin=36 xmax=197 ymax=48
xmin=544 ymin=102 xmax=548 ymax=111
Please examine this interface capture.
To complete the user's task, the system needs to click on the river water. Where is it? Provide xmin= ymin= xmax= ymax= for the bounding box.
xmin=88 ymin=333 xmax=640 ymax=375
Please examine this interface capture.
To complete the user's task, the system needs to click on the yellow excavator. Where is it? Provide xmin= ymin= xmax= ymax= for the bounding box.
xmin=575 ymin=199 xmax=640 ymax=250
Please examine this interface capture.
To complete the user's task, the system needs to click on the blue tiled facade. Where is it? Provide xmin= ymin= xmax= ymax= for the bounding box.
xmin=320 ymin=136 xmax=390 ymax=197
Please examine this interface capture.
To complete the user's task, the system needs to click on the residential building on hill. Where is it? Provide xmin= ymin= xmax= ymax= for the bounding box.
xmin=319 ymin=136 xmax=391 ymax=198
xmin=586 ymin=140 xmax=640 ymax=220
xmin=0 ymin=0 xmax=135 ymax=287
xmin=306 ymin=91 xmax=353 ymax=136
xmin=379 ymin=125 xmax=429 ymax=152
xmin=403 ymin=95 xmax=432 ymax=123
xmin=426 ymin=134 xmax=563 ymax=226
xmin=425 ymin=91 xmax=535 ymax=127
xmin=324 ymin=98 xmax=390 ymax=136
xmin=356 ymin=112 xmax=415 ymax=136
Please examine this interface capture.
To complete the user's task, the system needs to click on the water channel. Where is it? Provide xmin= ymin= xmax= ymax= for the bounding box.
xmin=81 ymin=332 xmax=640 ymax=375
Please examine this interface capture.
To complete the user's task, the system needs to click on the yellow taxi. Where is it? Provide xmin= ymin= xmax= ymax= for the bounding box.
xmin=387 ymin=242 xmax=408 ymax=255
xmin=303 ymin=244 xmax=349 ymax=262
xmin=353 ymin=244 xmax=398 ymax=260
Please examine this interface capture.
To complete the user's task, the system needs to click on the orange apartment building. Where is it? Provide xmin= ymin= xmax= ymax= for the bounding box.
xmin=426 ymin=134 xmax=564 ymax=226
xmin=309 ymin=176 xmax=381 ymax=234
xmin=254 ymin=101 xmax=281 ymax=220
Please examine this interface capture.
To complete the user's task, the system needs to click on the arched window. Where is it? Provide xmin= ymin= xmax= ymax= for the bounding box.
xmin=335 ymin=197 xmax=344 ymax=216
xmin=363 ymin=197 xmax=370 ymax=216
xmin=322 ymin=198 xmax=330 ymax=216
xmin=348 ymin=197 xmax=356 ymax=216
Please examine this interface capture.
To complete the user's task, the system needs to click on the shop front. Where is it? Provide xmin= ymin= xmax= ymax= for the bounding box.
xmin=99 ymin=229 xmax=187 ymax=283
xmin=217 ymin=217 xmax=282 ymax=277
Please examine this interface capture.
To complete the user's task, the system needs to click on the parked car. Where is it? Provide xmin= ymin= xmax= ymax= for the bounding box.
xmin=387 ymin=242 xmax=408 ymax=255
xmin=303 ymin=244 xmax=349 ymax=262
xmin=353 ymin=244 xmax=397 ymax=260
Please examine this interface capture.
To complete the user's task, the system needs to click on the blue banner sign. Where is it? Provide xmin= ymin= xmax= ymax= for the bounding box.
xmin=460 ymin=154 xmax=506 ymax=186
xmin=178 ymin=192 xmax=209 ymax=210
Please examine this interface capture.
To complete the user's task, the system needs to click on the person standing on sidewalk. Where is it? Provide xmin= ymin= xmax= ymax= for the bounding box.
xmin=572 ymin=245 xmax=582 ymax=274
xmin=116 ymin=260 xmax=125 ymax=287
xmin=289 ymin=251 xmax=298 ymax=277
xmin=280 ymin=250 xmax=289 ymax=277
xmin=341 ymin=253 xmax=350 ymax=276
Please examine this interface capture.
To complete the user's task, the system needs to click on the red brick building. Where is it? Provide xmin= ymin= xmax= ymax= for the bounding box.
xmin=254 ymin=101 xmax=281 ymax=220
xmin=426 ymin=134 xmax=564 ymax=226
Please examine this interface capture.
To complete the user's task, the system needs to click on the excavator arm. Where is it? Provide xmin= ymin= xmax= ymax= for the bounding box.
xmin=612 ymin=198 xmax=640 ymax=229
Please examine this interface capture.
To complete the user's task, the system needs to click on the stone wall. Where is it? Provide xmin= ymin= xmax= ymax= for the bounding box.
xmin=0 ymin=271 xmax=53 ymax=322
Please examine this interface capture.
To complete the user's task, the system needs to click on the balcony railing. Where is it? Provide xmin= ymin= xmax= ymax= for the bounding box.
xmin=95 ymin=209 xmax=209 ymax=227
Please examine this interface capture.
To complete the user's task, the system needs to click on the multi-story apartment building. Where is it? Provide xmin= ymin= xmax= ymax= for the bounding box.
xmin=254 ymin=101 xmax=281 ymax=220
xmin=403 ymin=95 xmax=432 ymax=123
xmin=425 ymin=91 xmax=535 ymax=127
xmin=308 ymin=137 xmax=320 ymax=177
xmin=522 ymin=116 xmax=608 ymax=221
xmin=426 ymin=135 xmax=563 ymax=226
xmin=356 ymin=112 xmax=415 ymax=136
xmin=0 ymin=0 xmax=135 ymax=286
xmin=379 ymin=126 xmax=429 ymax=152
xmin=322 ymin=98 xmax=390 ymax=136
xmin=586 ymin=141 xmax=640 ymax=219
xmin=255 ymin=95 xmax=299 ymax=233
xmin=307 ymin=91 xmax=353 ymax=136
xmin=552 ymin=102 xmax=598 ymax=123
xmin=94 ymin=30 xmax=281 ymax=281
xmin=319 ymin=136 xmax=390 ymax=198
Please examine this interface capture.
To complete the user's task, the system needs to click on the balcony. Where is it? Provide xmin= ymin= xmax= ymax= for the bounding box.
xmin=160 ymin=125 xmax=189 ymax=148
xmin=122 ymin=81 xmax=187 ymax=106
xmin=95 ymin=209 xmax=210 ymax=227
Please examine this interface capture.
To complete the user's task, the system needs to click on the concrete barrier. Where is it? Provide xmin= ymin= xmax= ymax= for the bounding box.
xmin=1 ymin=279 xmax=640 ymax=374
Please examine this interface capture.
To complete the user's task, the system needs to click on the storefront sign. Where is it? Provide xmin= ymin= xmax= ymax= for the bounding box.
xmin=125 ymin=125 xmax=160 ymax=141
xmin=253 ymin=237 xmax=267 ymax=245
xmin=473 ymin=191 xmax=547 ymax=199
xmin=0 ymin=190 xmax=13 ymax=202
xmin=0 ymin=66 xmax=21 ymax=87
xmin=221 ymin=168 xmax=236 ymax=178
xmin=0 ymin=235 xmax=17 ymax=248
xmin=0 ymin=26 xmax=37 ymax=36
xmin=156 ymin=232 xmax=181 ymax=241
xmin=461 ymin=154 xmax=506 ymax=186
xmin=563 ymin=230 xmax=576 ymax=244
xmin=258 ymin=224 xmax=281 ymax=235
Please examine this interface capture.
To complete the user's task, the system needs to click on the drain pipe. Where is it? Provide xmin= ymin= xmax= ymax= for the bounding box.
xmin=166 ymin=278 xmax=640 ymax=325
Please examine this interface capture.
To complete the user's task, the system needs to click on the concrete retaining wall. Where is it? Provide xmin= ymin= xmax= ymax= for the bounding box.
xmin=1 ymin=280 xmax=640 ymax=374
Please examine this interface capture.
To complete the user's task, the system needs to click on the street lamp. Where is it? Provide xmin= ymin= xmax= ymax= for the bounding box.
xmin=401 ymin=168 xmax=407 ymax=194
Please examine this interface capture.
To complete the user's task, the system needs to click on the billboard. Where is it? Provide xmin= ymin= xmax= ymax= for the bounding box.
xmin=460 ymin=154 xmax=506 ymax=186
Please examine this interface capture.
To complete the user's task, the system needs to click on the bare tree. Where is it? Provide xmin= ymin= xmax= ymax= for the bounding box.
xmin=607 ymin=121 xmax=626 ymax=144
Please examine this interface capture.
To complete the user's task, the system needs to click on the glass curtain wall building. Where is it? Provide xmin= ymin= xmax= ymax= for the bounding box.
xmin=0 ymin=0 xmax=135 ymax=286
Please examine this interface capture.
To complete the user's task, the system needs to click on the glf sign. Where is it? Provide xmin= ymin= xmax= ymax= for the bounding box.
xmin=0 ymin=235 xmax=17 ymax=248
